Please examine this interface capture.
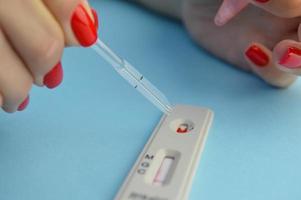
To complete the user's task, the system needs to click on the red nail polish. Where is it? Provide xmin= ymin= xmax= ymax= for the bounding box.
xmin=43 ymin=62 xmax=63 ymax=89
xmin=245 ymin=45 xmax=269 ymax=67
xmin=71 ymin=4 xmax=97 ymax=47
xmin=18 ymin=96 xmax=29 ymax=111
xmin=91 ymin=9 xmax=99 ymax=31
xmin=279 ymin=47 xmax=301 ymax=69
xmin=254 ymin=0 xmax=270 ymax=3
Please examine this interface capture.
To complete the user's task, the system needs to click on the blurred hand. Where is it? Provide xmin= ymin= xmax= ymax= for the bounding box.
xmin=215 ymin=0 xmax=301 ymax=26
xmin=0 ymin=0 xmax=98 ymax=113
xmin=183 ymin=0 xmax=301 ymax=87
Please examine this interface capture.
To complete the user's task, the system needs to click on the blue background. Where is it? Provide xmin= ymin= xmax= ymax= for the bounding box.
xmin=1 ymin=1 xmax=301 ymax=199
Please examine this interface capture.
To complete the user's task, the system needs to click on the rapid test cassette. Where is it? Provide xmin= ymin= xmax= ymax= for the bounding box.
xmin=114 ymin=105 xmax=213 ymax=200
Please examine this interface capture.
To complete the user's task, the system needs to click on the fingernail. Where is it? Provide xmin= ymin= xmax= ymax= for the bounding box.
xmin=71 ymin=4 xmax=97 ymax=47
xmin=43 ymin=62 xmax=63 ymax=89
xmin=18 ymin=96 xmax=30 ymax=111
xmin=254 ymin=0 xmax=270 ymax=3
xmin=91 ymin=8 xmax=99 ymax=30
xmin=245 ymin=45 xmax=269 ymax=67
xmin=279 ymin=47 xmax=301 ymax=69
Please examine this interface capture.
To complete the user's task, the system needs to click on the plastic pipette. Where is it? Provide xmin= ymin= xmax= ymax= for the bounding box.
xmin=92 ymin=39 xmax=173 ymax=114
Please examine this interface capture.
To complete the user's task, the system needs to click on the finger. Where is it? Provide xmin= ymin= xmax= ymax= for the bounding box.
xmin=215 ymin=0 xmax=301 ymax=26
xmin=0 ymin=29 xmax=32 ymax=113
xmin=251 ymin=0 xmax=301 ymax=18
xmin=43 ymin=0 xmax=98 ymax=47
xmin=214 ymin=0 xmax=249 ymax=26
xmin=274 ymin=39 xmax=301 ymax=75
xmin=245 ymin=43 xmax=297 ymax=87
xmin=0 ymin=94 xmax=3 ymax=108
xmin=0 ymin=0 xmax=64 ymax=88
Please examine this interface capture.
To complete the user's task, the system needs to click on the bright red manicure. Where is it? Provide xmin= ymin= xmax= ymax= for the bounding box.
xmin=71 ymin=4 xmax=98 ymax=47
xmin=245 ymin=45 xmax=269 ymax=67
xmin=18 ymin=96 xmax=29 ymax=111
xmin=279 ymin=47 xmax=301 ymax=69
xmin=43 ymin=62 xmax=63 ymax=89
xmin=92 ymin=9 xmax=99 ymax=31
xmin=254 ymin=0 xmax=270 ymax=3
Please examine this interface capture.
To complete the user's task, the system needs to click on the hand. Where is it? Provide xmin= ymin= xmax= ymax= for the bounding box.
xmin=182 ymin=0 xmax=301 ymax=87
xmin=214 ymin=0 xmax=301 ymax=78
xmin=215 ymin=0 xmax=301 ymax=25
xmin=0 ymin=0 xmax=99 ymax=113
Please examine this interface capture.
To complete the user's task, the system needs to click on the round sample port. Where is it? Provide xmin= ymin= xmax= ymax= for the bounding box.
xmin=170 ymin=119 xmax=195 ymax=134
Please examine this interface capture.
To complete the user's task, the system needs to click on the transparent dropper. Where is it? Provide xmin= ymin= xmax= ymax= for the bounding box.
xmin=92 ymin=39 xmax=173 ymax=114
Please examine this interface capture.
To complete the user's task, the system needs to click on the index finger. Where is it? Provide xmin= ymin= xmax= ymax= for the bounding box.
xmin=215 ymin=0 xmax=301 ymax=26
xmin=252 ymin=0 xmax=301 ymax=18
xmin=214 ymin=0 xmax=249 ymax=26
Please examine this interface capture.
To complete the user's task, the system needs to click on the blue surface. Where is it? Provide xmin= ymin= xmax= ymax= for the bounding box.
xmin=1 ymin=1 xmax=301 ymax=200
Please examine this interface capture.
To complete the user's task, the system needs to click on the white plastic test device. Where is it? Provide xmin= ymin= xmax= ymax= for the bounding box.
xmin=114 ymin=105 xmax=213 ymax=200
xmin=92 ymin=39 xmax=214 ymax=200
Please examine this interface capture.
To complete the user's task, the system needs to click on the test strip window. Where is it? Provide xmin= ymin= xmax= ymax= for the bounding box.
xmin=153 ymin=156 xmax=175 ymax=186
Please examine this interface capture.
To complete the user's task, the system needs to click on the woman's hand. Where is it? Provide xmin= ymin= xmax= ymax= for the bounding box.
xmin=183 ymin=0 xmax=301 ymax=87
xmin=215 ymin=0 xmax=301 ymax=26
xmin=0 ymin=0 xmax=98 ymax=113
xmin=214 ymin=0 xmax=301 ymax=78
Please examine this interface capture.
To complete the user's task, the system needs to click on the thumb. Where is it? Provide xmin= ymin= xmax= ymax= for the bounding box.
xmin=43 ymin=0 xmax=99 ymax=47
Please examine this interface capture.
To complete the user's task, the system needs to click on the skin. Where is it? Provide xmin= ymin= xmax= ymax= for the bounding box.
xmin=183 ymin=0 xmax=299 ymax=87
xmin=2 ymin=0 xmax=301 ymax=112
xmin=135 ymin=0 xmax=301 ymax=87
xmin=0 ymin=0 xmax=95 ymax=113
